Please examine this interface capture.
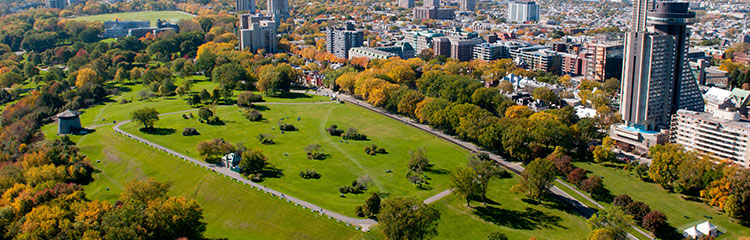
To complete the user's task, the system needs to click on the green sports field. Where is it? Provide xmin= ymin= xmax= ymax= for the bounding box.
xmin=71 ymin=11 xmax=196 ymax=27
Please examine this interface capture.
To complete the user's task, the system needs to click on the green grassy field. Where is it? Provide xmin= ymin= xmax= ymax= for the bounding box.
xmin=37 ymin=79 xmax=596 ymax=239
xmin=71 ymin=11 xmax=196 ymax=27
xmin=433 ymin=175 xmax=591 ymax=240
xmin=575 ymin=162 xmax=750 ymax=239
xmin=120 ymin=102 xmax=474 ymax=216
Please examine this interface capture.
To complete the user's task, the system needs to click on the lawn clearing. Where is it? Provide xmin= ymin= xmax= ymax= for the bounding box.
xmin=70 ymin=11 xmax=195 ymax=26
xmin=120 ymin=102 xmax=474 ymax=217
xmin=575 ymin=162 xmax=750 ymax=239
xmin=72 ymin=126 xmax=372 ymax=239
xmin=432 ymin=175 xmax=591 ymax=240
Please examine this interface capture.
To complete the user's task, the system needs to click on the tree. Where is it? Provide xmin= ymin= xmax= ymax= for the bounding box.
xmin=624 ymin=201 xmax=651 ymax=224
xmin=211 ymin=63 xmax=248 ymax=89
xmin=378 ymin=197 xmax=441 ymax=240
xmin=580 ymin=175 xmax=604 ymax=194
xmin=505 ymin=105 xmax=533 ymax=118
xmin=532 ymin=87 xmax=558 ymax=104
xmin=641 ymin=211 xmax=668 ymax=234
xmin=131 ymin=107 xmax=159 ymax=130
xmin=398 ymin=91 xmax=425 ymax=117
xmin=514 ymin=158 xmax=556 ymax=202
xmin=612 ymin=194 xmax=633 ymax=209
xmin=239 ymin=149 xmax=267 ymax=175
xmin=195 ymin=139 xmax=235 ymax=163
xmin=75 ymin=68 xmax=100 ymax=87
xmin=198 ymin=106 xmax=214 ymax=122
xmin=502 ymin=125 xmax=532 ymax=162
xmin=120 ymin=178 xmax=170 ymax=205
xmin=451 ymin=167 xmax=479 ymax=207
xmin=361 ymin=193 xmax=381 ymax=218
xmin=499 ymin=81 xmax=514 ymax=93
xmin=648 ymin=144 xmax=685 ymax=188
xmin=144 ymin=196 xmax=206 ymax=240
xmin=408 ymin=148 xmax=430 ymax=173
xmin=200 ymin=89 xmax=211 ymax=103
xmin=592 ymin=145 xmax=615 ymax=163
xmin=588 ymin=229 xmax=615 ymax=240
xmin=587 ymin=207 xmax=631 ymax=240
xmin=468 ymin=156 xmax=501 ymax=204
xmin=237 ymin=92 xmax=262 ymax=107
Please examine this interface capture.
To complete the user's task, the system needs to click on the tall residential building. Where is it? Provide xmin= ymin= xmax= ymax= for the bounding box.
xmin=584 ymin=43 xmax=624 ymax=81
xmin=399 ymin=0 xmax=414 ymax=8
xmin=325 ymin=22 xmax=364 ymax=59
xmin=610 ymin=0 xmax=703 ymax=152
xmin=460 ymin=0 xmax=476 ymax=11
xmin=508 ymin=1 xmax=539 ymax=23
xmin=267 ymin=0 xmax=289 ymax=23
xmin=424 ymin=0 xmax=439 ymax=8
xmin=236 ymin=0 xmax=255 ymax=13
xmin=46 ymin=0 xmax=66 ymax=9
xmin=239 ymin=14 xmax=277 ymax=53
xmin=404 ymin=31 xmax=445 ymax=54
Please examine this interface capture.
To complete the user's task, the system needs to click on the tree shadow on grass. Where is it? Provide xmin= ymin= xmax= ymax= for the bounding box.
xmin=591 ymin=187 xmax=614 ymax=203
xmin=140 ymin=127 xmax=176 ymax=135
xmin=252 ymin=105 xmax=270 ymax=111
xmin=654 ymin=226 xmax=683 ymax=240
xmin=473 ymin=205 xmax=564 ymax=230
xmin=271 ymin=92 xmax=312 ymax=99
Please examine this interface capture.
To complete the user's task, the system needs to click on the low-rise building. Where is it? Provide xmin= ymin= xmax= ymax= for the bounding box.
xmin=413 ymin=7 xmax=455 ymax=20
xmin=348 ymin=47 xmax=399 ymax=60
xmin=103 ymin=20 xmax=150 ymax=38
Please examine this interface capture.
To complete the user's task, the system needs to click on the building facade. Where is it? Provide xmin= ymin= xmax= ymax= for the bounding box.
xmin=460 ymin=0 xmax=476 ymax=11
xmin=584 ymin=43 xmax=623 ymax=81
xmin=671 ymin=109 xmax=750 ymax=168
xmin=413 ymin=7 xmax=454 ymax=20
xmin=612 ymin=0 xmax=703 ymax=153
xmin=267 ymin=0 xmax=289 ymax=23
xmin=103 ymin=20 xmax=151 ymax=38
xmin=236 ymin=0 xmax=255 ymax=13
xmin=239 ymin=20 xmax=277 ymax=53
xmin=348 ymin=47 xmax=399 ymax=60
xmin=424 ymin=0 xmax=439 ymax=8
xmin=325 ymin=22 xmax=364 ymax=59
xmin=508 ymin=1 xmax=539 ymax=23
xmin=399 ymin=0 xmax=414 ymax=8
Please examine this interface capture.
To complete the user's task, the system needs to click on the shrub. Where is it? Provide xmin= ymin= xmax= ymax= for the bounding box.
xmin=343 ymin=127 xmax=367 ymax=140
xmin=365 ymin=145 xmax=387 ymax=155
xmin=207 ymin=116 xmax=222 ymax=125
xmin=198 ymin=106 xmax=213 ymax=121
xmin=237 ymin=91 xmax=262 ymax=107
xmin=327 ymin=125 xmax=343 ymax=136
xmin=305 ymin=144 xmax=325 ymax=160
xmin=613 ymin=194 xmax=633 ymax=209
xmin=339 ymin=186 xmax=353 ymax=193
xmin=279 ymin=123 xmax=297 ymax=131
xmin=244 ymin=110 xmax=263 ymax=121
xmin=257 ymin=134 xmax=274 ymax=144
xmin=355 ymin=205 xmax=365 ymax=217
xmin=299 ymin=169 xmax=321 ymax=179
xmin=182 ymin=127 xmax=199 ymax=136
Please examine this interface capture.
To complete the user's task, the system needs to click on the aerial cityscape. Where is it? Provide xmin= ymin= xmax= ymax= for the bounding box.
xmin=0 ymin=0 xmax=747 ymax=239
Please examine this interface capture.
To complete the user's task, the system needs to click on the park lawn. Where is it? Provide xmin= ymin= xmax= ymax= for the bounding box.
xmin=66 ymin=125 xmax=372 ymax=239
xmin=71 ymin=11 xmax=195 ymax=27
xmin=120 ymin=102 xmax=474 ymax=217
xmin=433 ymin=175 xmax=591 ymax=240
xmin=575 ymin=162 xmax=750 ymax=239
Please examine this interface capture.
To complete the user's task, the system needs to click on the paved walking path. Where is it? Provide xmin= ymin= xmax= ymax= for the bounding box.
xmin=423 ymin=189 xmax=453 ymax=204
xmin=112 ymin=108 xmax=377 ymax=231
xmin=307 ymin=90 xmax=653 ymax=239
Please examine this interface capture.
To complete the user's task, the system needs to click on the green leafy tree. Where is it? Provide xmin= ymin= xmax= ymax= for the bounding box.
xmin=468 ymin=155 xmax=501 ymax=204
xmin=408 ymin=148 xmax=430 ymax=173
xmin=648 ymin=143 xmax=685 ymax=188
xmin=502 ymin=125 xmax=532 ymax=162
xmin=451 ymin=167 xmax=480 ymax=207
xmin=239 ymin=149 xmax=267 ymax=175
xmin=131 ymin=107 xmax=159 ymax=130
xmin=532 ymin=86 xmax=558 ymax=104
xmin=587 ymin=207 xmax=631 ymax=240
xmin=362 ymin=193 xmax=381 ymax=218
xmin=513 ymin=158 xmax=555 ymax=202
xmin=378 ymin=197 xmax=441 ymax=240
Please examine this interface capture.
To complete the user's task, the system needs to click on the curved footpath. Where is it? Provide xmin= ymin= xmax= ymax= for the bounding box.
xmin=305 ymin=89 xmax=653 ymax=240
xmin=112 ymin=105 xmax=377 ymax=231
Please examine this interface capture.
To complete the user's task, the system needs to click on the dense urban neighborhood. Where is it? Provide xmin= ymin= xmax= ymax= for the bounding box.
xmin=0 ymin=0 xmax=747 ymax=239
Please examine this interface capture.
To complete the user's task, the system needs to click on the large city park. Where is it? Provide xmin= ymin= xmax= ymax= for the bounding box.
xmin=39 ymin=77 xmax=591 ymax=239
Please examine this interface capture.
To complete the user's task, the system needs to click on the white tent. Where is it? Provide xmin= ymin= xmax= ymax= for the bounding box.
xmin=696 ymin=221 xmax=718 ymax=236
xmin=683 ymin=226 xmax=703 ymax=239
